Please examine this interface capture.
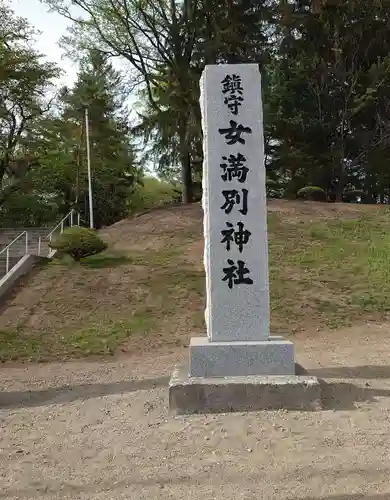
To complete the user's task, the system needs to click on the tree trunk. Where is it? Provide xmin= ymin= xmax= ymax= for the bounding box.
xmin=364 ymin=170 xmax=376 ymax=204
xmin=335 ymin=159 xmax=345 ymax=202
xmin=0 ymin=159 xmax=8 ymax=207
xmin=0 ymin=159 xmax=6 ymax=186
xmin=179 ymin=117 xmax=192 ymax=204
xmin=335 ymin=185 xmax=343 ymax=202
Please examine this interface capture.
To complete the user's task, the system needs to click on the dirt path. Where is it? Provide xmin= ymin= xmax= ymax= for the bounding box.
xmin=1 ymin=323 xmax=390 ymax=500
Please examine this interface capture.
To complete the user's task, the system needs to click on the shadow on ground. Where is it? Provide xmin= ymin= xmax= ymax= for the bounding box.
xmin=307 ymin=365 xmax=390 ymax=379
xmin=299 ymin=495 xmax=390 ymax=500
xmin=0 ymin=376 xmax=170 ymax=409
xmin=2 ymin=369 xmax=390 ymax=411
xmin=320 ymin=380 xmax=390 ymax=411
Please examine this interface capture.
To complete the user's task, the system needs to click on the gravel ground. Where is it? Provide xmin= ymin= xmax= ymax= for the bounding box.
xmin=1 ymin=323 xmax=390 ymax=500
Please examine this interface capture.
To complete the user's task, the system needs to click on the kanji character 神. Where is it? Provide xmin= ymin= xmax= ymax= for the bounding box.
xmin=221 ymin=221 xmax=252 ymax=253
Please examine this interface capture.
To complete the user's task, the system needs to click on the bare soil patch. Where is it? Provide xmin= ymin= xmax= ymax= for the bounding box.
xmin=267 ymin=199 xmax=387 ymax=222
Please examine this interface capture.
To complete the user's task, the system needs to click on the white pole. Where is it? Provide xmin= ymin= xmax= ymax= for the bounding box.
xmin=85 ymin=107 xmax=94 ymax=229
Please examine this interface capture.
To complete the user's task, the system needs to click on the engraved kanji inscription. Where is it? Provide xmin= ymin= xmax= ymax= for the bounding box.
xmin=221 ymin=189 xmax=248 ymax=215
xmin=218 ymin=120 xmax=252 ymax=145
xmin=222 ymin=259 xmax=253 ymax=289
xmin=220 ymin=153 xmax=249 ymax=183
xmin=221 ymin=74 xmax=244 ymax=115
xmin=221 ymin=221 xmax=252 ymax=253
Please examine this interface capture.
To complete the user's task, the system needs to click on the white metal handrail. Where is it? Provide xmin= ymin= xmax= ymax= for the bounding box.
xmin=41 ymin=210 xmax=76 ymax=258
xmin=0 ymin=210 xmax=79 ymax=279
xmin=47 ymin=210 xmax=74 ymax=242
xmin=0 ymin=231 xmax=28 ymax=276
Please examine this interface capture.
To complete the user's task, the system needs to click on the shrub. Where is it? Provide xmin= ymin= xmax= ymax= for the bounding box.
xmin=297 ymin=186 xmax=327 ymax=202
xmin=266 ymin=178 xmax=284 ymax=199
xmin=343 ymin=190 xmax=366 ymax=203
xmin=49 ymin=226 xmax=107 ymax=261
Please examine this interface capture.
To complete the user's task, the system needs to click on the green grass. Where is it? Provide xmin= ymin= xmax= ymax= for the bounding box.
xmin=57 ymin=248 xmax=181 ymax=269
xmin=3 ymin=203 xmax=390 ymax=362
xmin=80 ymin=253 xmax=133 ymax=269
xmin=61 ymin=311 xmax=155 ymax=356
xmin=268 ymin=210 xmax=390 ymax=332
xmin=129 ymin=176 xmax=176 ymax=211
xmin=50 ymin=251 xmax=133 ymax=269
xmin=0 ymin=330 xmax=45 ymax=362
xmin=0 ymin=245 xmax=202 ymax=361
xmin=0 ymin=310 xmax=156 ymax=361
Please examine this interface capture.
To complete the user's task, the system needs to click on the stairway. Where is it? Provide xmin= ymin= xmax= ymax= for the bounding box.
xmin=0 ymin=227 xmax=54 ymax=278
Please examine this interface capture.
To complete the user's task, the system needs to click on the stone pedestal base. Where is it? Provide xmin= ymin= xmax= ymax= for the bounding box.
xmin=169 ymin=363 xmax=322 ymax=414
xmin=189 ymin=336 xmax=294 ymax=377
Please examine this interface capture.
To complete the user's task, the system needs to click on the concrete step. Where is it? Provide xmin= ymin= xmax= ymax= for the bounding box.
xmin=0 ymin=243 xmax=50 ymax=261
xmin=0 ymin=216 xmax=75 ymax=280
xmin=0 ymin=227 xmax=55 ymax=278
xmin=0 ymin=228 xmax=52 ymax=247
xmin=0 ymin=227 xmax=60 ymax=253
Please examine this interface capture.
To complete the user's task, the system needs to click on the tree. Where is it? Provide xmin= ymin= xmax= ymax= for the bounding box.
xmin=41 ymin=0 xmax=390 ymax=206
xmin=197 ymin=0 xmax=275 ymax=65
xmin=36 ymin=50 xmax=140 ymax=228
xmin=0 ymin=1 xmax=59 ymax=206
xmin=268 ymin=0 xmax=390 ymax=201
xmin=42 ymin=0 xmax=201 ymax=203
xmin=133 ymin=63 xmax=201 ymax=187
xmin=41 ymin=0 xmax=276 ymax=203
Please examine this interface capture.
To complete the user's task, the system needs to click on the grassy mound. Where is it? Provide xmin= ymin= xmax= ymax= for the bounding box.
xmin=0 ymin=201 xmax=389 ymax=361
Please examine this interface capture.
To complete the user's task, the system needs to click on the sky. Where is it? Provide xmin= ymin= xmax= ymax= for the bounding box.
xmin=10 ymin=0 xmax=155 ymax=175
xmin=12 ymin=0 xmax=139 ymax=113
xmin=12 ymin=0 xmax=77 ymax=87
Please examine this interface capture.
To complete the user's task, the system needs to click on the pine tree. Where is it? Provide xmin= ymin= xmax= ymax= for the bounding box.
xmin=61 ymin=50 xmax=139 ymax=228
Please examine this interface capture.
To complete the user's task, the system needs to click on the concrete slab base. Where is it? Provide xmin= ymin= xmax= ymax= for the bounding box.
xmin=169 ymin=363 xmax=322 ymax=414
xmin=189 ymin=336 xmax=295 ymax=377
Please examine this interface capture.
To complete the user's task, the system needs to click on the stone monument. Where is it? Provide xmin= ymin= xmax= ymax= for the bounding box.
xmin=169 ymin=64 xmax=321 ymax=414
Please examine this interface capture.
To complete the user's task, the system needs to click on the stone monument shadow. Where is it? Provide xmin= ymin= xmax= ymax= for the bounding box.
xmin=299 ymin=493 xmax=390 ymax=500
xmin=304 ymin=364 xmax=390 ymax=380
xmin=320 ymin=380 xmax=390 ymax=411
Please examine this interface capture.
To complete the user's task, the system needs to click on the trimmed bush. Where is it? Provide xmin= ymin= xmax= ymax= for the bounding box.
xmin=297 ymin=186 xmax=327 ymax=202
xmin=343 ymin=190 xmax=366 ymax=203
xmin=49 ymin=226 xmax=107 ymax=261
